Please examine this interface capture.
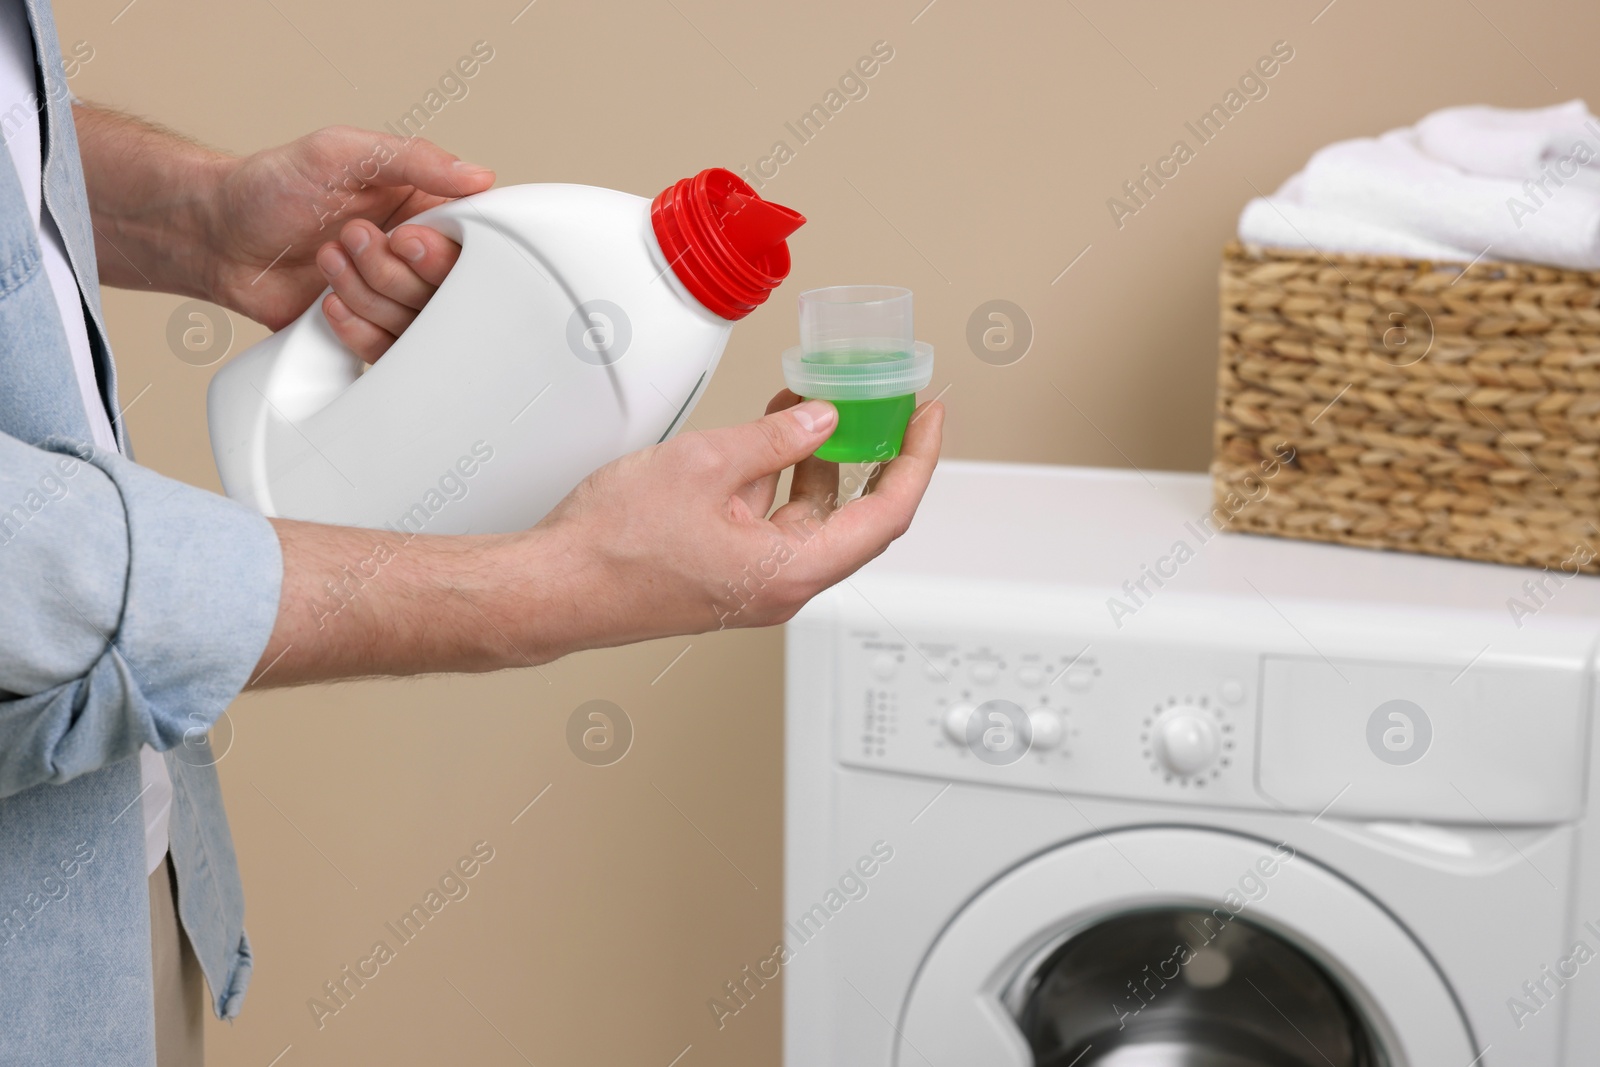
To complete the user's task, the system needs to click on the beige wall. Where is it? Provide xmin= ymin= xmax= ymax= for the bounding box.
xmin=55 ymin=0 xmax=1600 ymax=1062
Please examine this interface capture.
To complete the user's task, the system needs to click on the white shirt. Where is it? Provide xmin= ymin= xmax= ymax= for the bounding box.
xmin=0 ymin=0 xmax=171 ymax=875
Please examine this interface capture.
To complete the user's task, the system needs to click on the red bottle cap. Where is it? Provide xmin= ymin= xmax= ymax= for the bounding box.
xmin=651 ymin=168 xmax=805 ymax=321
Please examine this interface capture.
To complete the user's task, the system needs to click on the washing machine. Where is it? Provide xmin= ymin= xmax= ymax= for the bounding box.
xmin=783 ymin=462 xmax=1600 ymax=1066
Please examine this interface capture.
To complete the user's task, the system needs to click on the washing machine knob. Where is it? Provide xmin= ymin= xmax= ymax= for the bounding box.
xmin=1154 ymin=707 xmax=1220 ymax=776
xmin=942 ymin=703 xmax=977 ymax=744
xmin=1028 ymin=709 xmax=1064 ymax=750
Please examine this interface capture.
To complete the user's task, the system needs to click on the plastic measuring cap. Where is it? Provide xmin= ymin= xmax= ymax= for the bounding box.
xmin=782 ymin=285 xmax=934 ymax=463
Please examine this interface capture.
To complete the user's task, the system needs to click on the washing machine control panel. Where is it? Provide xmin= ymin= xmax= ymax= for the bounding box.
xmin=836 ymin=629 xmax=1260 ymax=807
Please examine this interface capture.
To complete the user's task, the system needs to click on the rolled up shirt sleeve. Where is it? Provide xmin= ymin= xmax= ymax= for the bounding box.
xmin=0 ymin=431 xmax=282 ymax=797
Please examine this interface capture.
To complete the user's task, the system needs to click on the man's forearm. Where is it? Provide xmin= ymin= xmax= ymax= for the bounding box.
xmin=253 ymin=520 xmax=583 ymax=687
xmin=73 ymin=102 xmax=231 ymax=298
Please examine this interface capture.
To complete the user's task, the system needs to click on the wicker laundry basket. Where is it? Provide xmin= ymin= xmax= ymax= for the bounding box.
xmin=1212 ymin=240 xmax=1600 ymax=573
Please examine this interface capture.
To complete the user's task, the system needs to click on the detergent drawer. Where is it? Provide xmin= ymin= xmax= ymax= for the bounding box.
xmin=1256 ymin=654 xmax=1588 ymax=823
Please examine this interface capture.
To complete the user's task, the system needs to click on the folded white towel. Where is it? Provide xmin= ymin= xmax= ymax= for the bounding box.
xmin=1416 ymin=100 xmax=1600 ymax=184
xmin=1238 ymin=101 xmax=1600 ymax=270
xmin=1295 ymin=128 xmax=1600 ymax=270
xmin=1238 ymin=178 xmax=1473 ymax=262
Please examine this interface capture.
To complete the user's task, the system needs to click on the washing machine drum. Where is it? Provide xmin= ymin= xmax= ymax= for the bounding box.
xmin=1017 ymin=909 xmax=1376 ymax=1066
xmin=895 ymin=828 xmax=1475 ymax=1067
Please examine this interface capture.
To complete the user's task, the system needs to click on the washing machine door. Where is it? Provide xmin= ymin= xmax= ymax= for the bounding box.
xmin=897 ymin=828 xmax=1474 ymax=1067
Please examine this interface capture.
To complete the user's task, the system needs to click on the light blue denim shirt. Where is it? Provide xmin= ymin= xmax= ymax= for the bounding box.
xmin=0 ymin=3 xmax=283 ymax=1063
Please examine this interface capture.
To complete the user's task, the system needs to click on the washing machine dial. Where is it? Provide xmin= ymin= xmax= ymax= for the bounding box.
xmin=1027 ymin=709 xmax=1064 ymax=751
xmin=942 ymin=702 xmax=977 ymax=744
xmin=1152 ymin=705 xmax=1221 ymax=776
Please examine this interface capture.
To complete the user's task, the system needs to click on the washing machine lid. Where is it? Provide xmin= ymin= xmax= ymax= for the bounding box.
xmin=896 ymin=828 xmax=1475 ymax=1067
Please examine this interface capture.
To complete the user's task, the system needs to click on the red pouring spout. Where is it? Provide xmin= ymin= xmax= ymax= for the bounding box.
xmin=651 ymin=168 xmax=806 ymax=321
xmin=719 ymin=190 xmax=806 ymax=261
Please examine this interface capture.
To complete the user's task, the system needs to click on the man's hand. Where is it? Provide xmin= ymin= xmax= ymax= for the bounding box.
xmin=75 ymin=107 xmax=485 ymax=353
xmin=207 ymin=126 xmax=487 ymax=356
xmin=252 ymin=393 xmax=945 ymax=686
xmin=535 ymin=391 xmax=941 ymax=646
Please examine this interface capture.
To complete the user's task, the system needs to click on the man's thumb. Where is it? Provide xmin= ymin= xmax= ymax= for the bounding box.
xmin=713 ymin=400 xmax=838 ymax=484
xmin=365 ymin=132 xmax=494 ymax=198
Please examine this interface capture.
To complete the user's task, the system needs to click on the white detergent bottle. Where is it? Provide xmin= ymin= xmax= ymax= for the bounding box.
xmin=207 ymin=167 xmax=804 ymax=535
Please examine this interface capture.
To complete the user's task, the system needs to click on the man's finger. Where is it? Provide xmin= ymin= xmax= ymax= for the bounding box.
xmin=358 ymin=131 xmax=495 ymax=199
xmin=786 ymin=400 xmax=944 ymax=583
xmin=734 ymin=390 xmax=798 ymax=516
xmin=694 ymin=399 xmax=838 ymax=490
xmin=381 ymin=188 xmax=452 ymax=230
xmin=388 ymin=224 xmax=462 ymax=288
xmin=322 ymin=293 xmax=398 ymax=364
xmin=786 ymin=455 xmax=840 ymax=512
xmin=771 ymin=454 xmax=839 ymax=529
xmin=317 ymin=240 xmax=417 ymax=337
xmin=754 ymin=388 xmax=841 ymax=522
xmin=338 ymin=220 xmax=437 ymax=310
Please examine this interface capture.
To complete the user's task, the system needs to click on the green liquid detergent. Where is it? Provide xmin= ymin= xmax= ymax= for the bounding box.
xmin=800 ymin=348 xmax=918 ymax=462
